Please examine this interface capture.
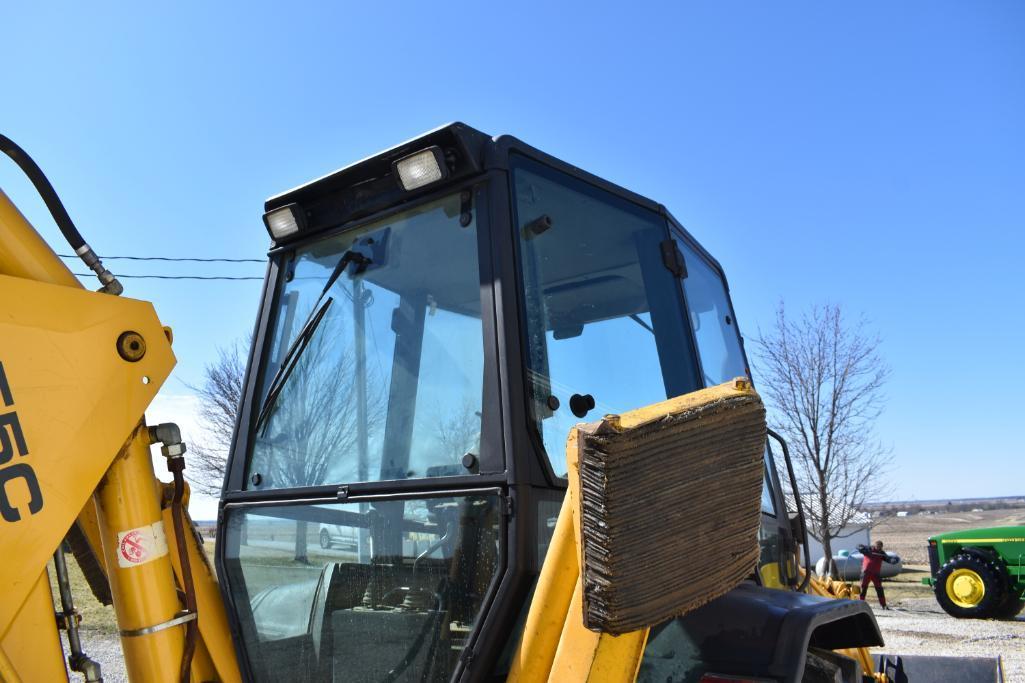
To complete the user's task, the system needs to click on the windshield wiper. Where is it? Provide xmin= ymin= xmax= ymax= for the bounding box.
xmin=254 ymin=297 xmax=333 ymax=435
xmin=253 ymin=249 xmax=372 ymax=435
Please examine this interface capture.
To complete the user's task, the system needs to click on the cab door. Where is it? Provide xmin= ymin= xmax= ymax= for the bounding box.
xmin=758 ymin=435 xmax=805 ymax=589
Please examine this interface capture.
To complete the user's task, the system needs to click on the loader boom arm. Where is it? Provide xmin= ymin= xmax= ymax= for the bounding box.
xmin=0 ymin=186 xmax=240 ymax=683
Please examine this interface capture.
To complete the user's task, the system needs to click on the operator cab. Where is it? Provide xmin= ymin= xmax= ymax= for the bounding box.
xmin=217 ymin=124 xmax=802 ymax=683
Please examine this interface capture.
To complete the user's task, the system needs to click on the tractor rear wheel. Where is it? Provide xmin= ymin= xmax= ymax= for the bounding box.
xmin=994 ymin=592 xmax=1025 ymax=620
xmin=934 ymin=553 xmax=1004 ymax=618
xmin=320 ymin=528 xmax=332 ymax=549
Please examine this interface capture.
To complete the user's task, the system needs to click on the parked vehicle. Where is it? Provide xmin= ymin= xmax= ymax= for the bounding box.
xmin=816 ymin=550 xmax=903 ymax=580
xmin=318 ymin=523 xmax=358 ymax=551
xmin=923 ymin=525 xmax=1025 ymax=619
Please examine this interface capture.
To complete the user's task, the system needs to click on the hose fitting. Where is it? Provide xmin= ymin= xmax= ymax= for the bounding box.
xmin=76 ymin=244 xmax=122 ymax=295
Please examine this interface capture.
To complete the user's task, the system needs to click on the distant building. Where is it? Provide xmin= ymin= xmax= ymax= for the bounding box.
xmin=800 ymin=507 xmax=873 ymax=567
xmin=896 ymin=511 xmax=908 ymax=517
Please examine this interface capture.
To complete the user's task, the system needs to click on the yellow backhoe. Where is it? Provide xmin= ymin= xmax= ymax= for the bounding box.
xmin=0 ymin=126 xmax=1002 ymax=683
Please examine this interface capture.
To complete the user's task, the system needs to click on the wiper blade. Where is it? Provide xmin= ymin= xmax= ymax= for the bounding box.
xmin=253 ymin=249 xmax=372 ymax=436
xmin=254 ymin=297 xmax=333 ymax=435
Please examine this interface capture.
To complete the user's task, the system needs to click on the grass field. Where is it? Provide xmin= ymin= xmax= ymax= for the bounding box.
xmin=47 ymin=554 xmax=119 ymax=635
xmin=871 ymin=506 xmax=1025 ymax=565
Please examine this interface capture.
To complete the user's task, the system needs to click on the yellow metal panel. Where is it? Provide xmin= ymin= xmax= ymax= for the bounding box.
xmin=0 ymin=274 xmax=174 ymax=638
xmin=548 ymin=583 xmax=648 ymax=683
xmin=0 ymin=189 xmax=79 ymax=287
xmin=0 ymin=188 xmax=116 ymax=612
xmin=0 ymin=647 xmax=20 ymax=683
xmin=506 ymin=499 xmax=577 ymax=683
xmin=1 ymin=570 xmax=68 ymax=682
xmin=759 ymin=561 xmax=785 ymax=589
xmin=511 ymin=425 xmax=650 ymax=683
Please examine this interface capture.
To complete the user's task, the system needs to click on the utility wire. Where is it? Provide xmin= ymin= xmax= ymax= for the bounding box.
xmin=59 ymin=254 xmax=263 ymax=263
xmin=73 ymin=273 xmax=263 ymax=281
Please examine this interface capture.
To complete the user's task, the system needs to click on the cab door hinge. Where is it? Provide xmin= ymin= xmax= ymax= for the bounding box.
xmin=660 ymin=239 xmax=687 ymax=278
xmin=503 ymin=497 xmax=514 ymax=517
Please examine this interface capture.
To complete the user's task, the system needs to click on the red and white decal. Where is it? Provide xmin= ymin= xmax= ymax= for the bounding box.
xmin=116 ymin=521 xmax=168 ymax=568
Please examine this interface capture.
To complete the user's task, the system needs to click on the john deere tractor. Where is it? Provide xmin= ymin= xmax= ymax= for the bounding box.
xmin=924 ymin=525 xmax=1025 ymax=619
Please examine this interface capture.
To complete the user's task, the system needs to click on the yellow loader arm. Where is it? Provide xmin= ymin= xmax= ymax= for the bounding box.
xmin=0 ymin=180 xmax=240 ymax=682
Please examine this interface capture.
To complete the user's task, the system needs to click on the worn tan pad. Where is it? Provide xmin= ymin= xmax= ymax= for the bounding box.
xmin=577 ymin=389 xmax=766 ymax=634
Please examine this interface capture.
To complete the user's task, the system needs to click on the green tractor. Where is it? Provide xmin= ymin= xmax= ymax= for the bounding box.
xmin=923 ymin=525 xmax=1025 ymax=619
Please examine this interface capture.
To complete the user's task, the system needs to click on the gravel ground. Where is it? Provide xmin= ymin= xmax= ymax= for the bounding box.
xmin=64 ymin=605 xmax=1024 ymax=683
xmin=61 ymin=630 xmax=127 ymax=683
xmin=872 ymin=597 xmax=1025 ymax=681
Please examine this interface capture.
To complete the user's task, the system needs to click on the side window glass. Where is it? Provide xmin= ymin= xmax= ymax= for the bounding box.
xmin=760 ymin=447 xmax=777 ymax=516
xmin=677 ymin=239 xmax=748 ymax=387
xmin=513 ymin=159 xmax=697 ymax=478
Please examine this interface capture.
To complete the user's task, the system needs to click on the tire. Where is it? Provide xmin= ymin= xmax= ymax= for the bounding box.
xmin=319 ymin=528 xmax=331 ymax=549
xmin=994 ymin=592 xmax=1025 ymax=620
xmin=934 ymin=553 xmax=1005 ymax=618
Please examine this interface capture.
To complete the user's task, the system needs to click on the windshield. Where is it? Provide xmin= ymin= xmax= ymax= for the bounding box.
xmin=247 ymin=192 xmax=485 ymax=490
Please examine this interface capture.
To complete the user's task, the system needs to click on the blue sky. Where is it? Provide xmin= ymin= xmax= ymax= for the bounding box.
xmin=2 ymin=2 xmax=1023 ymax=516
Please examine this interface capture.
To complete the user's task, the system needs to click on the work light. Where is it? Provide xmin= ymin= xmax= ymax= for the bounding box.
xmin=393 ymin=146 xmax=448 ymax=191
xmin=263 ymin=203 xmax=305 ymax=240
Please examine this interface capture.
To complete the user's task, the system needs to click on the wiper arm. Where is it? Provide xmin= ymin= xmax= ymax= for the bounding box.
xmin=253 ymin=249 xmax=372 ymax=435
xmin=254 ymin=297 xmax=333 ymax=435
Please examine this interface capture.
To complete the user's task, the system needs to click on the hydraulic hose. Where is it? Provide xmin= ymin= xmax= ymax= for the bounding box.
xmin=169 ymin=455 xmax=198 ymax=683
xmin=148 ymin=423 xmax=199 ymax=683
xmin=0 ymin=133 xmax=122 ymax=294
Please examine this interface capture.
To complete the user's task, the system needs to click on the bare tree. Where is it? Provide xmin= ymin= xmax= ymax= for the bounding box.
xmin=753 ymin=302 xmax=891 ymax=577
xmin=188 ymin=303 xmax=385 ymax=561
xmin=187 ymin=341 xmax=246 ymax=496
xmin=259 ymin=333 xmax=383 ymax=489
xmin=434 ymin=400 xmax=482 ymax=466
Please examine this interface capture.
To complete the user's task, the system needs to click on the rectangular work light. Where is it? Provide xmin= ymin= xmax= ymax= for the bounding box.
xmin=263 ymin=203 xmax=306 ymax=240
xmin=393 ymin=146 xmax=448 ymax=191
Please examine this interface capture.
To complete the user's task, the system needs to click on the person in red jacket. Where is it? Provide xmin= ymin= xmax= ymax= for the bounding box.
xmin=857 ymin=540 xmax=898 ymax=608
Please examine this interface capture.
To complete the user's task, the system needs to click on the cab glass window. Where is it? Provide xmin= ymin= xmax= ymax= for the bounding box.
xmin=760 ymin=447 xmax=778 ymax=516
xmin=224 ymin=494 xmax=501 ymax=682
xmin=247 ymin=193 xmax=485 ymax=489
xmin=677 ymin=239 xmax=748 ymax=386
xmin=512 ymin=157 xmax=698 ymax=477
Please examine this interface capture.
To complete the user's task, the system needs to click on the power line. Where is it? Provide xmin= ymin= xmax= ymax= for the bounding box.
xmin=59 ymin=254 xmax=263 ymax=263
xmin=73 ymin=273 xmax=263 ymax=281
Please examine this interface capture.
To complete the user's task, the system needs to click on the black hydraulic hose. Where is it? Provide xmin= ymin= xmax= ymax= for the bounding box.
xmin=0 ymin=133 xmax=122 ymax=294
xmin=168 ymin=455 xmax=199 ymax=683
xmin=768 ymin=428 xmax=812 ymax=592
xmin=0 ymin=133 xmax=85 ymax=249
